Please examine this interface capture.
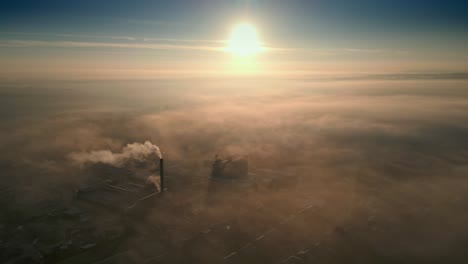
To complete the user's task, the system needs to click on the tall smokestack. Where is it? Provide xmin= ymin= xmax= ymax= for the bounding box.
xmin=160 ymin=158 xmax=164 ymax=192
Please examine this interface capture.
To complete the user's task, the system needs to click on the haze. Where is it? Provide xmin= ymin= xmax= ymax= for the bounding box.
xmin=1 ymin=1 xmax=468 ymax=264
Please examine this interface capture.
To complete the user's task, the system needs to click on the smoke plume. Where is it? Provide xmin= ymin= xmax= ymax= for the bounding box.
xmin=146 ymin=175 xmax=161 ymax=192
xmin=69 ymin=141 xmax=161 ymax=167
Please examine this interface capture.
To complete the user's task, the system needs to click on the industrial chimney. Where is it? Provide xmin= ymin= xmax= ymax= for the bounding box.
xmin=160 ymin=158 xmax=164 ymax=192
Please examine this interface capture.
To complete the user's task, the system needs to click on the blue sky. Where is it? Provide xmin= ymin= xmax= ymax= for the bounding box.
xmin=1 ymin=0 xmax=467 ymax=80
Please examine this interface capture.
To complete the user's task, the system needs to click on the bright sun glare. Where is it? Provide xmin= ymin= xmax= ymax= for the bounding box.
xmin=226 ymin=23 xmax=262 ymax=57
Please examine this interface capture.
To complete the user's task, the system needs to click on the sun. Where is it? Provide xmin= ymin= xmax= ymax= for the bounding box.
xmin=226 ymin=23 xmax=262 ymax=57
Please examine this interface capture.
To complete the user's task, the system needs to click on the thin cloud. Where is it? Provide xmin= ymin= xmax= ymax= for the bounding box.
xmin=0 ymin=32 xmax=226 ymax=46
xmin=143 ymin=37 xmax=226 ymax=44
xmin=342 ymin=48 xmax=408 ymax=55
xmin=289 ymin=48 xmax=409 ymax=56
xmin=0 ymin=36 xmax=406 ymax=56
xmin=125 ymin=19 xmax=189 ymax=27
xmin=0 ymin=39 xmax=224 ymax=52
xmin=0 ymin=39 xmax=281 ymax=54
xmin=0 ymin=31 xmax=136 ymax=41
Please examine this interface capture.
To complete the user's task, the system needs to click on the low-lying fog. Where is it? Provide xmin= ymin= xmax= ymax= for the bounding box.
xmin=1 ymin=76 xmax=468 ymax=263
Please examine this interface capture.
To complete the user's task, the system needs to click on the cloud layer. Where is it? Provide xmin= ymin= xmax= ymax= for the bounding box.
xmin=1 ymin=78 xmax=468 ymax=262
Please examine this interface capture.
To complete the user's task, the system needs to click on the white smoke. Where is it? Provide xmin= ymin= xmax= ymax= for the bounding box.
xmin=70 ymin=141 xmax=161 ymax=167
xmin=146 ymin=175 xmax=161 ymax=192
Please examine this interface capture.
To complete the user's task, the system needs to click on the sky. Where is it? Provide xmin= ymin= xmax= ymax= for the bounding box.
xmin=1 ymin=0 xmax=467 ymax=80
